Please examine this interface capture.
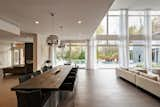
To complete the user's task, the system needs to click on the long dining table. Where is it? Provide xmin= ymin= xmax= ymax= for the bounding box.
xmin=11 ymin=65 xmax=73 ymax=107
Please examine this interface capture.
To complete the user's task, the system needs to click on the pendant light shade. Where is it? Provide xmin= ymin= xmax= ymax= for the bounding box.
xmin=47 ymin=35 xmax=58 ymax=46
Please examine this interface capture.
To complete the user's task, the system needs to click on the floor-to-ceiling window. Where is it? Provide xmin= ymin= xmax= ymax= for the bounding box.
xmin=151 ymin=11 xmax=160 ymax=68
xmin=128 ymin=11 xmax=145 ymax=68
xmin=97 ymin=40 xmax=119 ymax=68
xmin=56 ymin=43 xmax=70 ymax=65
xmin=55 ymin=41 xmax=87 ymax=69
xmin=108 ymin=11 xmax=120 ymax=35
xmin=70 ymin=42 xmax=86 ymax=68
xmin=129 ymin=40 xmax=145 ymax=68
xmin=96 ymin=10 xmax=160 ymax=69
xmin=95 ymin=11 xmax=120 ymax=68
xmin=96 ymin=16 xmax=107 ymax=35
xmin=128 ymin=11 xmax=145 ymax=36
xmin=151 ymin=11 xmax=160 ymax=34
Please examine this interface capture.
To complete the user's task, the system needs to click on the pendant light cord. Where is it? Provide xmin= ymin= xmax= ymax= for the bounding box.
xmin=50 ymin=12 xmax=55 ymax=35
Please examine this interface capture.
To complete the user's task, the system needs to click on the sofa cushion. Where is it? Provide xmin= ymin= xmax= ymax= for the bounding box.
xmin=152 ymin=69 xmax=160 ymax=76
xmin=136 ymin=69 xmax=147 ymax=73
xmin=129 ymin=69 xmax=140 ymax=75
xmin=136 ymin=75 xmax=160 ymax=97
xmin=139 ymin=72 xmax=159 ymax=81
xmin=120 ymin=67 xmax=128 ymax=71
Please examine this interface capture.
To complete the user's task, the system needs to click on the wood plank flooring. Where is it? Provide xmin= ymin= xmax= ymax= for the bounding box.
xmin=0 ymin=69 xmax=159 ymax=107
xmin=0 ymin=75 xmax=18 ymax=107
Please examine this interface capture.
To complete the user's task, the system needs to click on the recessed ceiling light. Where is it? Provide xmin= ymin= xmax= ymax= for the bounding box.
xmin=77 ymin=20 xmax=82 ymax=24
xmin=35 ymin=21 xmax=39 ymax=24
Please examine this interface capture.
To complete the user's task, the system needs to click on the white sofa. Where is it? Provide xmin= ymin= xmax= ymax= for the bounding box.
xmin=136 ymin=75 xmax=160 ymax=97
xmin=116 ymin=68 xmax=136 ymax=84
xmin=116 ymin=68 xmax=160 ymax=98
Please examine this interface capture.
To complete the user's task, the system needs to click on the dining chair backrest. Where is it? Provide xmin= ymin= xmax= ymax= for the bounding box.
xmin=16 ymin=90 xmax=42 ymax=107
xmin=19 ymin=74 xmax=31 ymax=83
xmin=42 ymin=66 xmax=48 ymax=72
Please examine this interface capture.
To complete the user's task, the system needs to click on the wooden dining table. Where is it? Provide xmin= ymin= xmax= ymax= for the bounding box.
xmin=11 ymin=65 xmax=72 ymax=91
xmin=11 ymin=65 xmax=73 ymax=107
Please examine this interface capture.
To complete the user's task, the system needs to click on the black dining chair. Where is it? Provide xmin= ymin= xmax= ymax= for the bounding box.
xmin=59 ymin=74 xmax=77 ymax=104
xmin=32 ymin=70 xmax=41 ymax=77
xmin=42 ymin=66 xmax=48 ymax=72
xmin=66 ymin=68 xmax=78 ymax=82
xmin=19 ymin=74 xmax=31 ymax=83
xmin=71 ymin=68 xmax=78 ymax=73
xmin=48 ymin=66 xmax=53 ymax=70
xmin=60 ymin=70 xmax=77 ymax=91
xmin=16 ymin=90 xmax=46 ymax=107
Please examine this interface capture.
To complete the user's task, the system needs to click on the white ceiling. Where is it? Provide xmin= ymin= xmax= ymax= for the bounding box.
xmin=0 ymin=0 xmax=114 ymax=40
xmin=111 ymin=0 xmax=160 ymax=10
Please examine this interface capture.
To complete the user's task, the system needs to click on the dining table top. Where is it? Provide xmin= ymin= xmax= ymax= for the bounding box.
xmin=11 ymin=65 xmax=72 ymax=91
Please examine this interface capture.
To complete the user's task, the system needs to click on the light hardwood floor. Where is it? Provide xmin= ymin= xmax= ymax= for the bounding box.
xmin=0 ymin=69 xmax=159 ymax=107
xmin=0 ymin=74 xmax=18 ymax=107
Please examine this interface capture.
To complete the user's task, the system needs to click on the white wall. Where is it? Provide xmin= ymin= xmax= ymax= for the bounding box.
xmin=37 ymin=34 xmax=49 ymax=69
xmin=0 ymin=43 xmax=12 ymax=68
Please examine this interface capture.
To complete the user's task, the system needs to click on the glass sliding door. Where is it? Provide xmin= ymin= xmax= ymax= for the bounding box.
xmin=129 ymin=45 xmax=145 ymax=68
xmin=97 ymin=40 xmax=119 ymax=68
xmin=70 ymin=45 xmax=86 ymax=68
xmin=55 ymin=42 xmax=87 ymax=69
xmin=56 ymin=44 xmax=70 ymax=65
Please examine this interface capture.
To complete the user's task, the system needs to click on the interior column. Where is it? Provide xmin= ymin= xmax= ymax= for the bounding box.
xmin=119 ymin=9 xmax=129 ymax=68
xmin=144 ymin=9 xmax=152 ymax=70
xmin=49 ymin=46 xmax=56 ymax=66
xmin=87 ymin=38 xmax=97 ymax=70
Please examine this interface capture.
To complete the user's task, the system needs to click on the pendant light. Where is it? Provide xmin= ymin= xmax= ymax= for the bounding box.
xmin=47 ymin=12 xmax=59 ymax=46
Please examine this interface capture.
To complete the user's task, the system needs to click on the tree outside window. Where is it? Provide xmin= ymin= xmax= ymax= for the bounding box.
xmin=128 ymin=16 xmax=144 ymax=35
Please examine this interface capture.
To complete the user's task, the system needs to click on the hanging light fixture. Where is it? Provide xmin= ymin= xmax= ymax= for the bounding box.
xmin=46 ymin=12 xmax=59 ymax=46
xmin=47 ymin=35 xmax=58 ymax=46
